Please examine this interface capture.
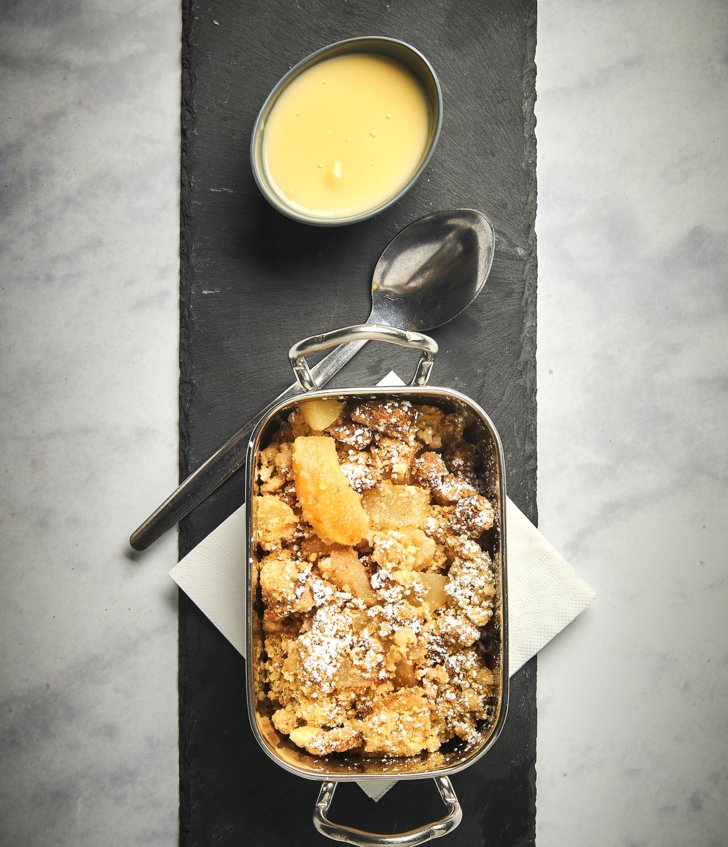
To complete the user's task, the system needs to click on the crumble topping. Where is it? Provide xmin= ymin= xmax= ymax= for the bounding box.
xmin=254 ymin=398 xmax=499 ymax=758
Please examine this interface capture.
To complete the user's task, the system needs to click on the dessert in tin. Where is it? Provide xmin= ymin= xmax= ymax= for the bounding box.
xmin=254 ymin=398 xmax=500 ymax=758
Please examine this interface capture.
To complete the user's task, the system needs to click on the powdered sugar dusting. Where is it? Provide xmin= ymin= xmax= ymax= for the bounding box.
xmin=257 ymin=399 xmax=501 ymax=759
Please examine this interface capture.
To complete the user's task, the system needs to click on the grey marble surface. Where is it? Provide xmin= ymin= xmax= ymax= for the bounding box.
xmin=1 ymin=2 xmax=180 ymax=844
xmin=535 ymin=2 xmax=728 ymax=845
xmin=1 ymin=1 xmax=726 ymax=846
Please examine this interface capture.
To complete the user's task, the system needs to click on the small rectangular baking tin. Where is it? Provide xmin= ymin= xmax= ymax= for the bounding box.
xmin=245 ymin=385 xmax=508 ymax=782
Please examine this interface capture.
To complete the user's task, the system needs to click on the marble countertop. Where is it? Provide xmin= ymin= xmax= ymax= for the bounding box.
xmin=1 ymin=1 xmax=726 ymax=844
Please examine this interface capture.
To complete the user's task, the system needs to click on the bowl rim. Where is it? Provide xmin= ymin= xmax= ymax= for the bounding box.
xmin=250 ymin=36 xmax=443 ymax=227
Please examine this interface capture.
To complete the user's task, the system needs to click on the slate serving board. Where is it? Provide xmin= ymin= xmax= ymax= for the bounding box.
xmin=178 ymin=0 xmax=537 ymax=843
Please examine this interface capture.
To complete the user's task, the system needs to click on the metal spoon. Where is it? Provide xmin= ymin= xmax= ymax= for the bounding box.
xmin=130 ymin=208 xmax=495 ymax=550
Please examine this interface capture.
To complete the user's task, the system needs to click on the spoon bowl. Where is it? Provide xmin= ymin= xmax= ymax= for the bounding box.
xmin=369 ymin=209 xmax=494 ymax=330
xmin=130 ymin=208 xmax=496 ymax=550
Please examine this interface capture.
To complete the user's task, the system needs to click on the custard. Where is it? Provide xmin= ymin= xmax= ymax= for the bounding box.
xmin=262 ymin=53 xmax=431 ymax=218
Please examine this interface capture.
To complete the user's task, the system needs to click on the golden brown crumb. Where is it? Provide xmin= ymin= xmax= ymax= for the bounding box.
xmin=370 ymin=528 xmax=436 ymax=572
xmin=449 ymin=494 xmax=495 ymax=538
xmin=254 ymin=495 xmax=297 ymax=551
xmin=288 ymin=410 xmax=314 ymax=438
xmin=351 ymin=399 xmax=418 ymax=440
xmin=289 ymin=725 xmax=363 ymax=755
xmin=361 ymin=689 xmax=440 ymax=756
xmin=327 ymin=418 xmax=374 ymax=451
xmin=412 ymin=451 xmax=478 ymax=504
xmin=443 ymin=441 xmax=478 ymax=485
xmin=445 ymin=553 xmax=497 ymax=627
xmin=414 ymin=405 xmax=447 ymax=448
xmin=259 ymin=551 xmax=315 ymax=616
xmin=370 ymin=436 xmax=419 ymax=484
xmin=338 ymin=450 xmax=381 ymax=493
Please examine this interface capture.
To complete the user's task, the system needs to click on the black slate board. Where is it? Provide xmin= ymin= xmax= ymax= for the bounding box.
xmin=179 ymin=1 xmax=538 ymax=844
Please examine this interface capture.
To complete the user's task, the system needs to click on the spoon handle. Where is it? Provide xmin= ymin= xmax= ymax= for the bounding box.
xmin=129 ymin=338 xmax=368 ymax=551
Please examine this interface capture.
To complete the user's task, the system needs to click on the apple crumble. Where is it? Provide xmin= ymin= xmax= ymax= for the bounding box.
xmin=253 ymin=397 xmax=499 ymax=758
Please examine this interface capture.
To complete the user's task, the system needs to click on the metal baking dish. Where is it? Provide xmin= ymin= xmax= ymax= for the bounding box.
xmin=245 ymin=324 xmax=508 ymax=846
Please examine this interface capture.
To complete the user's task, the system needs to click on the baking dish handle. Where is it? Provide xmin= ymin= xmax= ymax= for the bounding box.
xmin=289 ymin=323 xmax=438 ymax=392
xmin=313 ymin=777 xmax=461 ymax=846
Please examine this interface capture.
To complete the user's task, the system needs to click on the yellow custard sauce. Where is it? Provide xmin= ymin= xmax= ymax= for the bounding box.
xmin=262 ymin=53 xmax=432 ymax=219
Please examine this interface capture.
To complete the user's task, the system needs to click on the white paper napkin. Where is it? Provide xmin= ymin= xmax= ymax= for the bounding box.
xmin=170 ymin=373 xmax=596 ymax=801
